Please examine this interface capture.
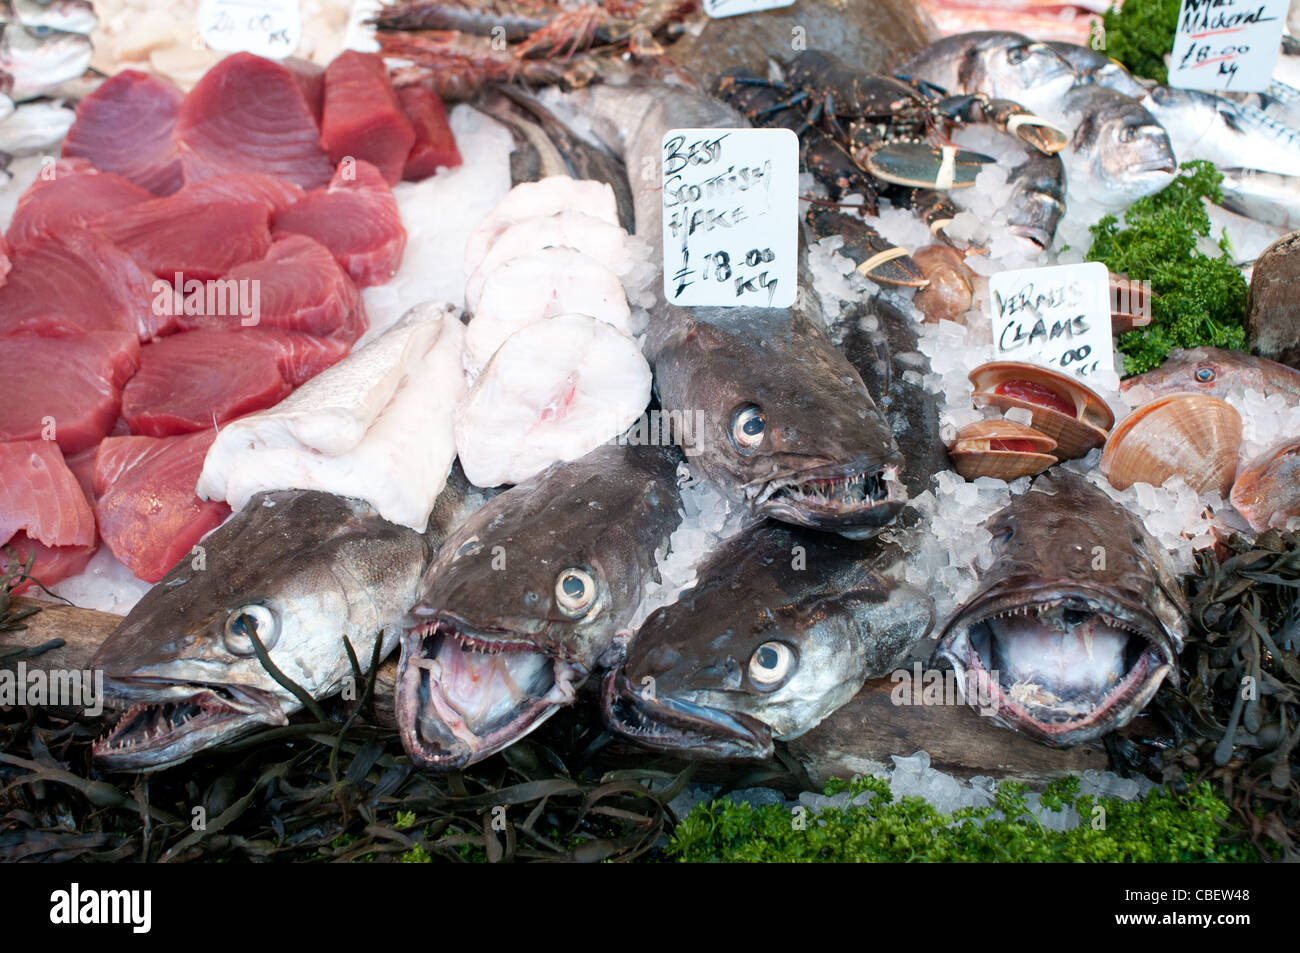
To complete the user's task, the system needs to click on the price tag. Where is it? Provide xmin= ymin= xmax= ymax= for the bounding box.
xmin=1167 ymin=0 xmax=1288 ymax=91
xmin=198 ymin=0 xmax=301 ymax=59
xmin=987 ymin=262 xmax=1113 ymax=381
xmin=703 ymin=0 xmax=796 ymax=17
xmin=662 ymin=128 xmax=798 ymax=308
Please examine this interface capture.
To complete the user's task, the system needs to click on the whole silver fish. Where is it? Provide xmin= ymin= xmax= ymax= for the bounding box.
xmin=91 ymin=471 xmax=491 ymax=772
xmin=568 ymin=82 xmax=906 ymax=538
xmin=1005 ymin=150 xmax=1065 ymax=250
xmin=604 ymin=521 xmax=933 ymax=759
xmin=1057 ymin=84 xmax=1176 ymax=206
xmin=1218 ymin=167 xmax=1300 ymax=229
xmin=1046 ymin=40 xmax=1149 ymax=99
xmin=0 ymin=98 xmax=73 ymax=154
xmin=1142 ymin=84 xmax=1300 ymax=178
xmin=398 ymin=444 xmax=684 ymax=771
xmin=0 ymin=0 xmax=97 ymax=35
xmin=896 ymin=31 xmax=1078 ymax=116
xmin=936 ymin=470 xmax=1187 ymax=746
xmin=0 ymin=22 xmax=92 ymax=100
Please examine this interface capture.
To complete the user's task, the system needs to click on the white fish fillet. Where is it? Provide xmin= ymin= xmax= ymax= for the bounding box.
xmin=464 ymin=210 xmax=638 ymax=312
xmin=197 ymin=303 xmax=467 ymax=530
xmin=455 ymin=313 xmax=651 ymax=487
xmin=465 ymin=247 xmax=634 ymax=377
xmin=463 ymin=175 xmax=618 ymax=276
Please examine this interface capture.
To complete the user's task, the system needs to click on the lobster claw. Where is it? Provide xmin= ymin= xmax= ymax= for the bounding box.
xmin=805 ymin=206 xmax=926 ymax=287
xmin=859 ymin=141 xmax=995 ymax=190
xmin=983 ymin=98 xmax=1069 ymax=155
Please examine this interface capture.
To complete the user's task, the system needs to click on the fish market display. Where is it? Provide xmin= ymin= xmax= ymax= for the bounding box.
xmin=937 ymin=471 xmax=1187 ymax=746
xmin=5 ymin=0 xmax=1300 ymax=855
xmin=197 ymin=305 xmax=465 ymax=530
xmin=91 ymin=468 xmax=491 ymax=771
xmin=604 ymin=521 xmax=933 ymax=759
xmin=398 ymin=444 xmax=683 ymax=769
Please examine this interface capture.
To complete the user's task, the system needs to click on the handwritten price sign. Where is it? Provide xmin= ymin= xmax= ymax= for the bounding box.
xmin=661 ymin=128 xmax=798 ymax=308
xmin=987 ymin=262 xmax=1113 ymax=380
xmin=199 ymin=0 xmax=301 ymax=59
xmin=1167 ymin=0 xmax=1287 ymax=91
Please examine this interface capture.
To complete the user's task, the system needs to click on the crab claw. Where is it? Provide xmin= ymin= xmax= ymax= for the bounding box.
xmin=859 ymin=141 xmax=994 ymax=190
xmin=984 ymin=99 xmax=1069 ymax=155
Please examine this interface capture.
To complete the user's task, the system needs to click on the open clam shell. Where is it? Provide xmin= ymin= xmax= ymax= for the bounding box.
xmin=969 ymin=362 xmax=1114 ymax=460
xmin=948 ymin=419 xmax=1059 ymax=481
xmin=1100 ymin=394 xmax=1243 ymax=496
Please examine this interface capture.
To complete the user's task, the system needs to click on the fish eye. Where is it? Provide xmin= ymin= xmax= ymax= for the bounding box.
xmin=730 ymin=404 xmax=766 ymax=454
xmin=1120 ymin=125 xmax=1137 ymax=142
xmin=1007 ymin=45 xmax=1028 ymax=64
xmin=555 ymin=568 xmax=599 ymax=618
xmin=1194 ymin=365 xmax=1216 ymax=383
xmin=748 ymin=641 xmax=794 ymax=687
xmin=223 ymin=604 xmax=279 ymax=657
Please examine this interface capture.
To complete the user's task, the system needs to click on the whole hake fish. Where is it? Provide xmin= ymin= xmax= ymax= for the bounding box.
xmin=569 ymin=82 xmax=905 ymax=538
xmin=398 ymin=443 xmax=684 ymax=770
xmin=604 ymin=521 xmax=933 ymax=759
xmin=936 ymin=470 xmax=1187 ymax=746
xmin=91 ymin=469 xmax=491 ymax=771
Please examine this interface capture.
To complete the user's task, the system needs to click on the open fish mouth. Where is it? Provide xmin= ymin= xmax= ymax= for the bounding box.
xmin=397 ymin=620 xmax=577 ymax=771
xmin=92 ymin=680 xmax=287 ymax=772
xmin=601 ymin=670 xmax=773 ymax=760
xmin=753 ymin=461 xmax=906 ymax=535
xmin=938 ymin=585 xmax=1176 ymax=746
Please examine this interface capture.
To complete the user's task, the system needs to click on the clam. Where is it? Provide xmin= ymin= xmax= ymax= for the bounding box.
xmin=948 ymin=419 xmax=1058 ymax=481
xmin=912 ymin=245 xmax=974 ymax=323
xmin=969 ymin=362 xmax=1114 ymax=460
xmin=1100 ymin=394 xmax=1242 ymax=496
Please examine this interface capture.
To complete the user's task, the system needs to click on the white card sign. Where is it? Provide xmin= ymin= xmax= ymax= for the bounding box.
xmin=1168 ymin=0 xmax=1287 ymax=91
xmin=661 ymin=128 xmax=798 ymax=309
xmin=987 ymin=262 xmax=1113 ymax=380
xmin=199 ymin=0 xmax=302 ymax=59
xmin=703 ymin=0 xmax=796 ymax=18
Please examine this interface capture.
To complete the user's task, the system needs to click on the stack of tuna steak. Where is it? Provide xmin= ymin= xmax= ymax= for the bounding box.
xmin=0 ymin=50 xmax=461 ymax=586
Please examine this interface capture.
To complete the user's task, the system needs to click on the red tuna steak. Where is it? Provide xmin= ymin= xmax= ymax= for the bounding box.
xmin=0 ymin=440 xmax=96 ymax=549
xmin=0 ymin=233 xmax=161 ymax=339
xmin=274 ymin=160 xmax=406 ymax=287
xmin=398 ymin=84 xmax=462 ymax=181
xmin=0 ymin=332 xmax=140 ymax=454
xmin=321 ymin=51 xmax=415 ymax=186
xmin=0 ymin=440 xmax=98 ymax=591
xmin=62 ymin=70 xmax=186 ymax=196
xmin=122 ymin=329 xmax=349 ymax=436
xmin=89 ymin=186 xmax=273 ymax=284
xmin=94 ymin=431 xmax=231 ymax=583
xmin=0 ymin=534 xmax=97 ymax=593
xmin=6 ymin=159 xmax=153 ymax=246
xmin=175 ymin=52 xmax=333 ymax=191
xmin=175 ymin=233 xmax=367 ymax=343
